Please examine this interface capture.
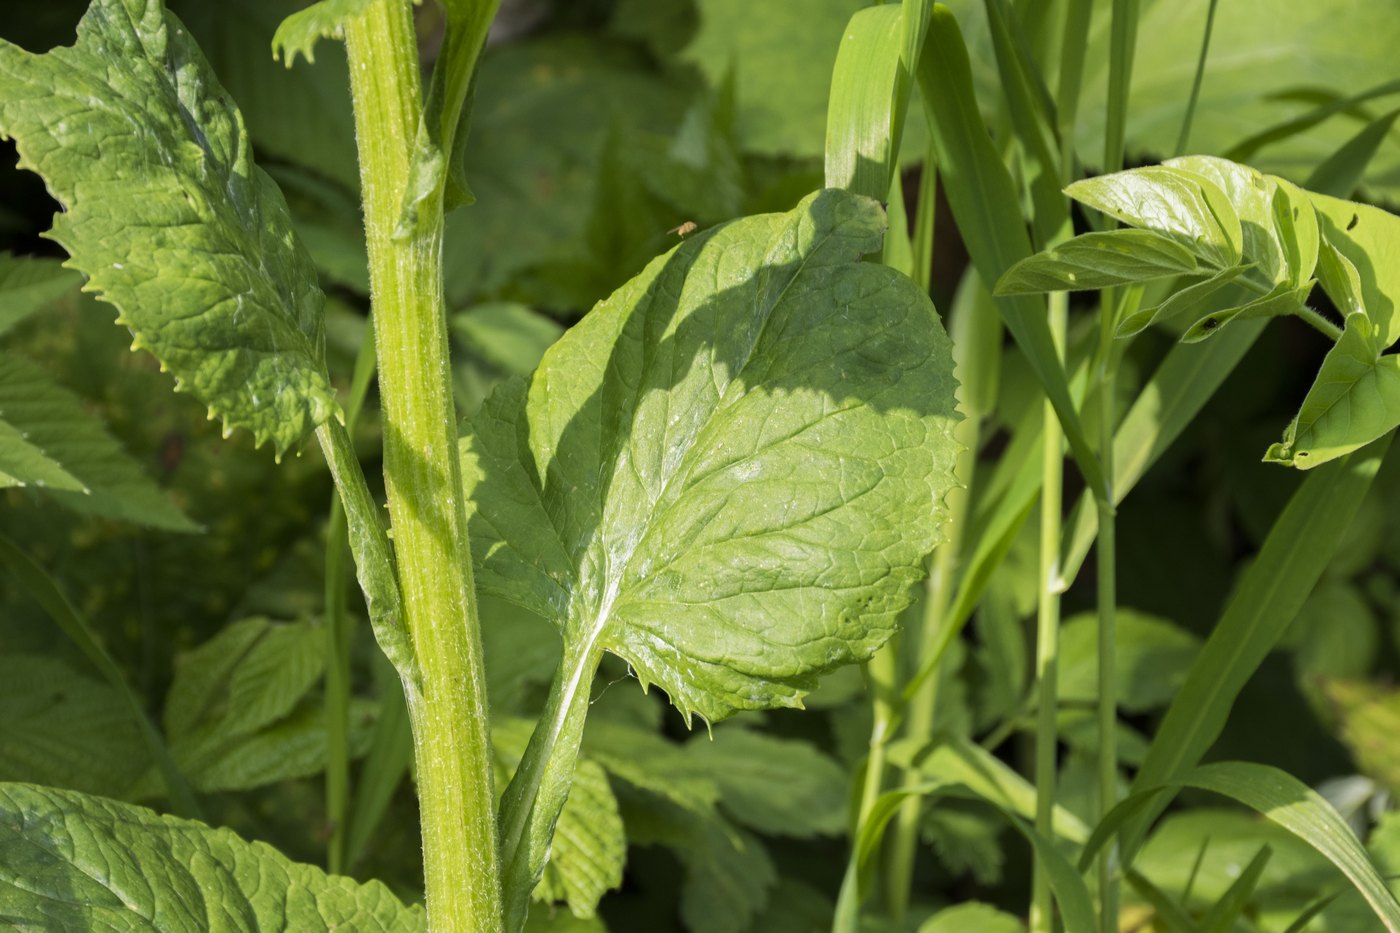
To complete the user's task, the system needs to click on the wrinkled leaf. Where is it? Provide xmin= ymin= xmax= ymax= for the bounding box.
xmin=0 ymin=783 xmax=424 ymax=930
xmin=463 ymin=188 xmax=959 ymax=722
xmin=0 ymin=0 xmax=337 ymax=454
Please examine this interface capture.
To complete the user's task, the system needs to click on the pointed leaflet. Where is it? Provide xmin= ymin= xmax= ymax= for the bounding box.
xmin=1266 ymin=313 xmax=1400 ymax=469
xmin=462 ymin=189 xmax=960 ymax=722
xmin=0 ymin=783 xmax=423 ymax=931
xmin=996 ymin=229 xmax=1199 ymax=295
xmin=0 ymin=0 xmax=337 ymax=454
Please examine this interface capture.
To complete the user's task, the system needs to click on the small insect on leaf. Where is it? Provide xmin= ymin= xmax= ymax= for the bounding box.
xmin=668 ymin=221 xmax=699 ymax=238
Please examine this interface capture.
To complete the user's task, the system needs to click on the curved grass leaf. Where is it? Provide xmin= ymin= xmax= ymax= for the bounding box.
xmin=1083 ymin=762 xmax=1400 ymax=932
xmin=997 ymin=229 xmax=1199 ymax=295
xmin=0 ymin=0 xmax=337 ymax=455
xmin=0 ymin=782 xmax=424 ymax=931
xmin=1306 ymin=110 xmax=1400 ymax=200
xmin=1123 ymin=434 xmax=1391 ymax=857
xmin=1064 ymin=166 xmax=1243 ymax=269
xmin=1266 ymin=313 xmax=1400 ymax=469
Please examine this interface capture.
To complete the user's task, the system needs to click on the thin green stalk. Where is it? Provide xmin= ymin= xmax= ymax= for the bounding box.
xmin=856 ymin=645 xmax=900 ymax=833
xmin=912 ymin=140 xmax=937 ymax=294
xmin=1174 ymin=0 xmax=1219 ymax=156
xmin=342 ymin=2 xmax=502 ymax=929
xmin=1030 ymin=291 xmax=1067 ymax=933
xmin=1095 ymin=295 xmax=1121 ymax=933
xmin=324 ymin=328 xmax=379 ymax=875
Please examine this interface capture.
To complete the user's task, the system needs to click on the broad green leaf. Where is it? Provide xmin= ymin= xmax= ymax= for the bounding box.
xmin=918 ymin=6 xmax=1107 ymax=501
xmin=1058 ymin=610 xmax=1200 ymax=713
xmin=155 ymin=616 xmax=372 ymax=793
xmin=0 ymin=253 xmax=82 ymax=337
xmin=918 ymin=903 xmax=1024 ymax=933
xmin=465 ymin=188 xmax=959 ymax=722
xmin=1308 ymin=192 xmax=1400 ymax=349
xmin=0 ymin=354 xmax=196 ymax=529
xmin=0 ymin=0 xmax=337 ymax=455
xmin=1271 ymin=175 xmax=1321 ymax=286
xmin=1116 ymin=265 xmax=1251 ymax=338
xmin=1165 ymin=155 xmax=1288 ymax=283
xmin=682 ymin=0 xmax=863 ymax=158
xmin=1085 ymin=762 xmax=1400 ymax=932
xmin=1179 ymin=281 xmax=1312 ymax=344
xmin=1316 ymin=237 xmax=1365 ymax=319
xmin=618 ymin=786 xmax=776 ymax=933
xmin=0 ymin=782 xmax=424 ymax=930
xmin=1123 ymin=435 xmax=1391 ymax=858
xmin=0 ymin=654 xmax=149 ymax=799
xmin=996 ymin=229 xmax=1199 ymax=295
xmin=1265 ymin=313 xmax=1400 ymax=469
xmin=271 ymin=0 xmax=374 ymax=67
xmin=684 ymin=729 xmax=847 ymax=838
xmin=1065 ymin=166 xmax=1243 ymax=270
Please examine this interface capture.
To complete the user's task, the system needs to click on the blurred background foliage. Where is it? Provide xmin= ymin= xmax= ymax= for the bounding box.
xmin=2 ymin=1 xmax=1400 ymax=930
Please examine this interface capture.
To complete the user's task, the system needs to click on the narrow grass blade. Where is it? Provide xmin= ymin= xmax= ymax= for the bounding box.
xmin=919 ymin=6 xmax=1107 ymax=501
xmin=1173 ymin=0 xmax=1218 ymax=156
xmin=1125 ymin=870 xmax=1200 ymax=933
xmin=1224 ymin=78 xmax=1400 ymax=163
xmin=0 ymin=534 xmax=199 ymax=819
xmin=1199 ymin=844 xmax=1271 ymax=933
xmin=1084 ymin=762 xmax=1400 ymax=932
xmin=1304 ymin=109 xmax=1400 ymax=200
xmin=982 ymin=0 xmax=1068 ymax=245
xmin=1121 ymin=433 xmax=1394 ymax=857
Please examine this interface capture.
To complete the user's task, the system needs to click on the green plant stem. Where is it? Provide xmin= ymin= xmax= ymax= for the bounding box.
xmin=498 ymin=640 xmax=605 ymax=929
xmin=1095 ymin=295 xmax=1121 ymax=933
xmin=883 ymin=410 xmax=978 ymax=922
xmin=856 ymin=645 xmax=900 ymax=832
xmin=1296 ymin=304 xmax=1345 ymax=341
xmin=1103 ymin=0 xmax=1140 ymax=174
xmin=324 ymin=328 xmax=379 ymax=875
xmin=1030 ymin=290 xmax=1067 ymax=933
xmin=342 ymin=2 xmax=503 ymax=929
